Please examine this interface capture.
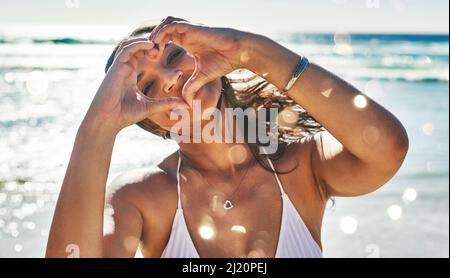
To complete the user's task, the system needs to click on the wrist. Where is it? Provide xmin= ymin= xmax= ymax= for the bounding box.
xmin=79 ymin=113 xmax=120 ymax=138
xmin=239 ymin=32 xmax=264 ymax=70
xmin=239 ymin=32 xmax=302 ymax=92
xmin=240 ymin=33 xmax=285 ymax=74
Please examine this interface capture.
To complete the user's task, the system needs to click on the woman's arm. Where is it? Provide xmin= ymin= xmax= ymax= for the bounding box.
xmin=46 ymin=38 xmax=187 ymax=257
xmin=103 ymin=173 xmax=144 ymax=258
xmin=46 ymin=121 xmax=144 ymax=258
xmin=46 ymin=120 xmax=117 ymax=257
xmin=241 ymin=33 xmax=409 ymax=197
xmin=150 ymin=18 xmax=409 ymax=197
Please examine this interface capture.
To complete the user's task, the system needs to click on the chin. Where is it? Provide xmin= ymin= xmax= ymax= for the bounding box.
xmin=193 ymin=78 xmax=222 ymax=111
xmin=162 ymin=78 xmax=223 ymax=132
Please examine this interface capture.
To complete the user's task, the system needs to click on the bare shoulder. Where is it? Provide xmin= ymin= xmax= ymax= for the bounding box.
xmin=276 ymin=133 xmax=317 ymax=171
xmin=103 ymin=151 xmax=180 ymax=257
xmin=277 ymin=133 xmax=329 ymax=202
xmin=106 ymin=151 xmax=180 ymax=216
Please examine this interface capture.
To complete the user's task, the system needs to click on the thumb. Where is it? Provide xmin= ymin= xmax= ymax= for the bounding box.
xmin=182 ymin=55 xmax=210 ymax=107
xmin=143 ymin=96 xmax=189 ymax=118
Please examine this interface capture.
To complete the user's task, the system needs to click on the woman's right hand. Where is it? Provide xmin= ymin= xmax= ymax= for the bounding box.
xmin=84 ymin=38 xmax=189 ymax=134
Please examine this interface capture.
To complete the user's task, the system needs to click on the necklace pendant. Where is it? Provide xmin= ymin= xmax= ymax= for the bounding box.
xmin=224 ymin=200 xmax=234 ymax=210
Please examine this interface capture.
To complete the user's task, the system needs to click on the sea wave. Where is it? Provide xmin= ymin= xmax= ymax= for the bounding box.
xmin=0 ymin=37 xmax=115 ymax=45
xmin=0 ymin=33 xmax=448 ymax=83
xmin=282 ymin=33 xmax=449 ymax=44
xmin=397 ymin=171 xmax=450 ymax=180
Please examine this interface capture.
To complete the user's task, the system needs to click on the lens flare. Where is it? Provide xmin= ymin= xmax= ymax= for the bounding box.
xmin=340 ymin=216 xmax=358 ymax=234
xmin=387 ymin=205 xmax=402 ymax=220
xmin=422 ymin=123 xmax=434 ymax=136
xmin=26 ymin=70 xmax=49 ymax=103
xmin=199 ymin=225 xmax=215 ymax=240
xmin=353 ymin=95 xmax=368 ymax=109
xmin=231 ymin=225 xmax=247 ymax=234
xmin=227 ymin=145 xmax=248 ymax=165
xmin=402 ymin=188 xmax=417 ymax=204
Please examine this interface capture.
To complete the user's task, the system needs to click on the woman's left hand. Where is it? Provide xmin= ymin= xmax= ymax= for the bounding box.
xmin=150 ymin=17 xmax=250 ymax=106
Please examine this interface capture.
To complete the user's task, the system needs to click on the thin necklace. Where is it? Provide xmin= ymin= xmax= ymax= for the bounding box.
xmin=182 ymin=153 xmax=254 ymax=210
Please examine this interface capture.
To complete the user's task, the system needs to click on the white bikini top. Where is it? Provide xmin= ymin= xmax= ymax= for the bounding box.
xmin=161 ymin=151 xmax=322 ymax=258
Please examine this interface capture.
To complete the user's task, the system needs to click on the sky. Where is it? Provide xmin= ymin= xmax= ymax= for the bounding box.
xmin=0 ymin=0 xmax=448 ymax=37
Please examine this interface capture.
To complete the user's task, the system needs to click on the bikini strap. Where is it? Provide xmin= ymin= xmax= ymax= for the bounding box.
xmin=265 ymin=156 xmax=286 ymax=196
xmin=176 ymin=150 xmax=182 ymax=209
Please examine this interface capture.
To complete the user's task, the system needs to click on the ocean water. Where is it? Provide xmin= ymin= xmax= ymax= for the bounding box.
xmin=0 ymin=28 xmax=448 ymax=257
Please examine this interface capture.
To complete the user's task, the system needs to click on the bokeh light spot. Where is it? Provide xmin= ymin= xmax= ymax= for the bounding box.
xmin=353 ymin=94 xmax=368 ymax=109
xmin=340 ymin=216 xmax=358 ymax=234
xmin=199 ymin=225 xmax=215 ymax=240
xmin=422 ymin=123 xmax=434 ymax=136
xmin=387 ymin=205 xmax=402 ymax=220
xmin=333 ymin=33 xmax=353 ymax=56
xmin=227 ymin=145 xmax=248 ymax=165
xmin=14 ymin=244 xmax=23 ymax=252
xmin=402 ymin=188 xmax=417 ymax=204
xmin=364 ymin=80 xmax=383 ymax=99
xmin=26 ymin=70 xmax=49 ymax=103
xmin=231 ymin=225 xmax=247 ymax=234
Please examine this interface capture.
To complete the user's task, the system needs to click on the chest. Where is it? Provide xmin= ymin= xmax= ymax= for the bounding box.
xmin=142 ymin=148 xmax=325 ymax=257
xmin=180 ymin=168 xmax=284 ymax=258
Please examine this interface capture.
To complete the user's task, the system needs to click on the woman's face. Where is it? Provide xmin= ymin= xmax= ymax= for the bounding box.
xmin=136 ymin=42 xmax=222 ymax=132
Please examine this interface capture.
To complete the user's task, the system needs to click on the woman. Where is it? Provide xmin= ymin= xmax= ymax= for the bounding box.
xmin=46 ymin=17 xmax=409 ymax=258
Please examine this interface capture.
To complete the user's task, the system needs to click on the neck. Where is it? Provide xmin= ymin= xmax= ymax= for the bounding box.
xmin=179 ymin=141 xmax=254 ymax=174
xmin=177 ymin=95 xmax=254 ymax=175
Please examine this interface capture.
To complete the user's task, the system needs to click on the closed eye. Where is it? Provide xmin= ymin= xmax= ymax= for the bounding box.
xmin=142 ymin=48 xmax=185 ymax=96
xmin=143 ymin=81 xmax=154 ymax=96
xmin=167 ymin=49 xmax=185 ymax=65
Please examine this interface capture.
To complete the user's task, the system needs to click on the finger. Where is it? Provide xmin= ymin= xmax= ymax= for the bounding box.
xmin=149 ymin=16 xmax=187 ymax=42
xmin=182 ymin=55 xmax=211 ymax=107
xmin=115 ymin=37 xmax=151 ymax=60
xmin=153 ymin=22 xmax=192 ymax=59
xmin=115 ymin=41 xmax=154 ymax=64
xmin=148 ymin=17 xmax=173 ymax=42
xmin=145 ymin=47 xmax=160 ymax=60
xmin=153 ymin=21 xmax=190 ymax=45
xmin=145 ymin=96 xmax=189 ymax=117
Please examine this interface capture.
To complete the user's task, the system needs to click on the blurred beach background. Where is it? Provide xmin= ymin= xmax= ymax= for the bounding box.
xmin=0 ymin=0 xmax=448 ymax=257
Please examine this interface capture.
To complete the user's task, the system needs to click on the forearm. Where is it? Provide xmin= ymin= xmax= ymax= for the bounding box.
xmin=46 ymin=118 xmax=117 ymax=258
xmin=242 ymin=33 xmax=409 ymax=166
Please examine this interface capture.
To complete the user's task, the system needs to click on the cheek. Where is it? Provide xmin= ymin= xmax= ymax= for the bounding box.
xmin=198 ymin=78 xmax=222 ymax=110
xmin=147 ymin=78 xmax=223 ymax=130
xmin=149 ymin=108 xmax=191 ymax=130
xmin=188 ymin=78 xmax=222 ymax=125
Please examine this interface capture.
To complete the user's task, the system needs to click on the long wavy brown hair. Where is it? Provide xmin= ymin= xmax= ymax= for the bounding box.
xmin=105 ymin=24 xmax=326 ymax=181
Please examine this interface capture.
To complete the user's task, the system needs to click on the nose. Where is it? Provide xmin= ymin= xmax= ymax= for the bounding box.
xmin=163 ymin=70 xmax=183 ymax=94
